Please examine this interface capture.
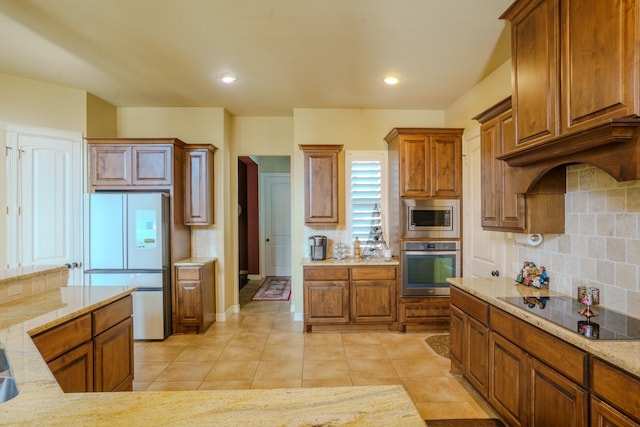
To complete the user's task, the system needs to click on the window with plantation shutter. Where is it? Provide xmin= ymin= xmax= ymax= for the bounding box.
xmin=346 ymin=151 xmax=388 ymax=257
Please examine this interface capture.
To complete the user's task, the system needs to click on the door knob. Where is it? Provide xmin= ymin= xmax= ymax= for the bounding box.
xmin=491 ymin=270 xmax=500 ymax=277
xmin=266 ymin=238 xmax=270 ymax=242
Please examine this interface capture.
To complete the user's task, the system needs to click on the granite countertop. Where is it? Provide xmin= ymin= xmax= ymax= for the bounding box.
xmin=301 ymin=257 xmax=400 ymax=266
xmin=174 ymin=256 xmax=217 ymax=266
xmin=447 ymin=277 xmax=640 ymax=378
xmin=0 ymin=283 xmax=424 ymax=426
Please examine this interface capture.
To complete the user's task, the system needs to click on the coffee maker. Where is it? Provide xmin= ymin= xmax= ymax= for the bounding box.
xmin=309 ymin=235 xmax=327 ymax=260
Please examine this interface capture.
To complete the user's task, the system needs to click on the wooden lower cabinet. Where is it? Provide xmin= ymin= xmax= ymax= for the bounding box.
xmin=303 ymin=265 xmax=397 ymax=332
xmin=175 ymin=260 xmax=217 ymax=334
xmin=31 ymin=294 xmax=134 ymax=393
xmin=93 ymin=316 xmax=134 ymax=392
xmin=465 ymin=315 xmax=489 ymax=396
xmin=489 ymin=332 xmax=526 ymax=427
xmin=529 ymin=356 xmax=588 ymax=427
xmin=591 ymin=358 xmax=640 ymax=426
xmin=47 ymin=341 xmax=93 ymax=393
xmin=591 ymin=397 xmax=640 ymax=427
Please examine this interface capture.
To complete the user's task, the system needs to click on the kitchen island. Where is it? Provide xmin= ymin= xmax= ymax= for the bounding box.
xmin=448 ymin=277 xmax=640 ymax=426
xmin=0 ymin=267 xmax=425 ymax=426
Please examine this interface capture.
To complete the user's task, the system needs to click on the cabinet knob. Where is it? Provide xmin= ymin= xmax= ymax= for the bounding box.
xmin=491 ymin=270 xmax=500 ymax=277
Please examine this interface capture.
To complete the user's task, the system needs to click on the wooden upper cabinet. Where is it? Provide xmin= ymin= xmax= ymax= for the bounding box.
xmin=502 ymin=0 xmax=639 ymax=151
xmin=299 ymin=144 xmax=343 ymax=224
xmin=87 ymin=138 xmax=185 ymax=190
xmin=384 ymin=128 xmax=463 ymax=198
xmin=184 ymin=144 xmax=217 ymax=226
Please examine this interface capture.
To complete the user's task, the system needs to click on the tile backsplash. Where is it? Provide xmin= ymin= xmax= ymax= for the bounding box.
xmin=513 ymin=164 xmax=640 ymax=318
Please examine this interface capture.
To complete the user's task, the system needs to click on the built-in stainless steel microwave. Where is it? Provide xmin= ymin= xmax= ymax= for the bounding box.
xmin=402 ymin=199 xmax=460 ymax=239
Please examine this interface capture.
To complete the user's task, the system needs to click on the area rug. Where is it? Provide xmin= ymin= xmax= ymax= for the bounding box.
xmin=251 ymin=277 xmax=291 ymax=301
xmin=425 ymin=334 xmax=450 ymax=358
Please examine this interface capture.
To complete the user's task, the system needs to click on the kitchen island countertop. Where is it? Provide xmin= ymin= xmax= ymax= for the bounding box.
xmin=0 ymin=277 xmax=424 ymax=426
xmin=447 ymin=277 xmax=640 ymax=378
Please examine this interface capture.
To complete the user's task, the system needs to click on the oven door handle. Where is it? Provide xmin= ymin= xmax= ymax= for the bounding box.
xmin=401 ymin=251 xmax=460 ymax=256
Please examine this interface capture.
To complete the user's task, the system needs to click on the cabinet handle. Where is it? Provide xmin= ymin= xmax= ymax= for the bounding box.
xmin=184 ymin=286 xmax=196 ymax=290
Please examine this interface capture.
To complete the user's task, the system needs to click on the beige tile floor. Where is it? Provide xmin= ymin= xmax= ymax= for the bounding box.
xmin=133 ymin=279 xmax=497 ymax=421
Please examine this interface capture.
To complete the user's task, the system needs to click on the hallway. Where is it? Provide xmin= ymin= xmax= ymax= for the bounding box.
xmin=133 ymin=280 xmax=496 ymax=421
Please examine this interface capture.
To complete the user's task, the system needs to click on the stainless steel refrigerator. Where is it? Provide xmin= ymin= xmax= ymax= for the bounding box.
xmin=84 ymin=192 xmax=171 ymax=340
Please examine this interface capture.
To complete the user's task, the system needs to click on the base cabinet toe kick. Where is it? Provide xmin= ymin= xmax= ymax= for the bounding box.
xmin=450 ymin=286 xmax=640 ymax=427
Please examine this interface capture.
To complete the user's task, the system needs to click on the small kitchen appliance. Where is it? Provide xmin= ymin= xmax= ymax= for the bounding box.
xmin=309 ymin=235 xmax=327 ymax=260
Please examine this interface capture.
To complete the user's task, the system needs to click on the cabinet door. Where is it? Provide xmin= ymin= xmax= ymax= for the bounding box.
xmin=47 ymin=341 xmax=94 ymax=393
xmin=449 ymin=304 xmax=465 ymax=375
xmin=132 ymin=145 xmax=173 ymax=186
xmin=400 ymin=135 xmax=431 ymax=197
xmin=528 ymin=356 xmax=588 ymax=427
xmin=93 ymin=317 xmax=134 ymax=392
xmin=561 ymin=0 xmax=638 ymax=134
xmin=432 ymin=133 xmax=461 ymax=197
xmin=301 ymin=145 xmax=341 ymax=224
xmin=177 ymin=279 xmax=203 ymax=326
xmin=480 ymin=117 xmax=501 ymax=228
xmin=185 ymin=147 xmax=214 ymax=225
xmin=89 ymin=144 xmax=132 ymax=187
xmin=351 ymin=280 xmax=396 ymax=323
xmin=510 ymin=0 xmax=559 ymax=149
xmin=591 ymin=397 xmax=640 ymax=427
xmin=489 ymin=332 xmax=526 ymax=427
xmin=304 ymin=281 xmax=349 ymax=324
xmin=465 ymin=315 xmax=489 ymax=397
xmin=499 ymin=110 xmax=526 ymax=230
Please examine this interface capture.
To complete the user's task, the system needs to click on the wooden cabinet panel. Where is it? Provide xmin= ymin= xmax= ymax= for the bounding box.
xmin=299 ymin=145 xmax=342 ymax=224
xmin=432 ymin=133 xmax=462 ymax=197
xmin=399 ymin=297 xmax=450 ymax=332
xmin=351 ymin=280 xmax=396 ymax=323
xmin=32 ymin=314 xmax=92 ymax=362
xmin=132 ymin=145 xmax=172 ymax=185
xmin=175 ymin=261 xmax=216 ymax=334
xmin=384 ymin=128 xmax=463 ymax=198
xmin=89 ymin=145 xmax=131 ymax=187
xmin=449 ymin=304 xmax=464 ymax=375
xmin=304 ymin=281 xmax=350 ymax=324
xmin=591 ymin=397 xmax=640 ymax=427
xmin=401 ymin=135 xmax=431 ymax=198
xmin=304 ymin=267 xmax=349 ymax=281
xmin=528 ymin=356 xmax=588 ymax=427
xmin=561 ymin=0 xmax=637 ymax=134
xmin=450 ymin=286 xmax=488 ymax=324
xmin=489 ymin=332 xmax=526 ymax=427
xmin=93 ymin=295 xmax=133 ymax=336
xmin=47 ymin=341 xmax=93 ymax=393
xmin=184 ymin=145 xmax=216 ymax=225
xmin=591 ymin=358 xmax=640 ymax=424
xmin=351 ymin=266 xmax=395 ymax=281
xmin=465 ymin=316 xmax=489 ymax=397
xmin=93 ymin=316 xmax=134 ymax=392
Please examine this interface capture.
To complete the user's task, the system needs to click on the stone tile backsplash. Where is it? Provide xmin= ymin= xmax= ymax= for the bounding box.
xmin=513 ymin=165 xmax=640 ymax=318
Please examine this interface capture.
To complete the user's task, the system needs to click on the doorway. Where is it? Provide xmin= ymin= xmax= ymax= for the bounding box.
xmin=237 ymin=156 xmax=291 ymax=289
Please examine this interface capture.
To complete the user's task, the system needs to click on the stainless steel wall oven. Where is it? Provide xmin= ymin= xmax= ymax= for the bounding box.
xmin=400 ymin=240 xmax=460 ymax=297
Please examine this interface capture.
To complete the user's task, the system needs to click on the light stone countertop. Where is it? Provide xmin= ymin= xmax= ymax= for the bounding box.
xmin=0 ymin=284 xmax=424 ymax=426
xmin=301 ymin=257 xmax=400 ymax=266
xmin=174 ymin=256 xmax=217 ymax=266
xmin=447 ymin=277 xmax=640 ymax=378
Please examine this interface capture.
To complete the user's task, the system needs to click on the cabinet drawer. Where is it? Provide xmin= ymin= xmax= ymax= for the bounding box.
xmin=176 ymin=266 xmax=202 ymax=281
xmin=93 ymin=295 xmax=133 ymax=336
xmin=351 ymin=266 xmax=396 ymax=280
xmin=490 ymin=306 xmax=587 ymax=386
xmin=32 ymin=314 xmax=92 ymax=362
xmin=451 ymin=287 xmax=488 ymax=325
xmin=304 ymin=267 xmax=349 ymax=281
xmin=591 ymin=358 xmax=640 ymax=422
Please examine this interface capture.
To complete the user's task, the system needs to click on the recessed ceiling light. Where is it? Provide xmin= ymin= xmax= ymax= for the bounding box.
xmin=218 ymin=72 xmax=238 ymax=84
xmin=383 ymin=75 xmax=401 ymax=85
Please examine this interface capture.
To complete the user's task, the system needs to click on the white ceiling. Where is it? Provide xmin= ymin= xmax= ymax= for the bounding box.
xmin=0 ymin=0 xmax=513 ymax=116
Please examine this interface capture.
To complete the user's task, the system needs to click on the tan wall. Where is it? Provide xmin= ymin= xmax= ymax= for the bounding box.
xmin=86 ymin=94 xmax=117 ymax=137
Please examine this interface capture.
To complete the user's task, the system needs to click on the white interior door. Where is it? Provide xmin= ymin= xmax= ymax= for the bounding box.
xmin=263 ymin=173 xmax=291 ymax=277
xmin=6 ymin=125 xmax=83 ymax=284
xmin=463 ymin=131 xmax=507 ymax=278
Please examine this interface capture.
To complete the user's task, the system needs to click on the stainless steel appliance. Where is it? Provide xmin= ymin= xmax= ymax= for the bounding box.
xmin=309 ymin=235 xmax=327 ymax=260
xmin=402 ymin=199 xmax=460 ymax=239
xmin=84 ymin=192 xmax=171 ymax=340
xmin=400 ymin=240 xmax=460 ymax=296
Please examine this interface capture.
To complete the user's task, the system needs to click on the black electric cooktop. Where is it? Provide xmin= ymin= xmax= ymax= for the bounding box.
xmin=498 ymin=295 xmax=640 ymax=340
